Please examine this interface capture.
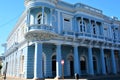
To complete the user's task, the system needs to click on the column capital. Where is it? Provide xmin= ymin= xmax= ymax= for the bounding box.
xmin=89 ymin=19 xmax=91 ymax=21
xmin=72 ymin=44 xmax=79 ymax=47
xmin=88 ymin=45 xmax=93 ymax=48
xmin=100 ymin=46 xmax=104 ymax=49
xmin=81 ymin=16 xmax=83 ymax=19
xmin=112 ymin=47 xmax=115 ymax=50
xmin=55 ymin=43 xmax=62 ymax=46
xmin=42 ymin=6 xmax=45 ymax=9
xmin=50 ymin=8 xmax=53 ymax=11
xmin=34 ymin=41 xmax=43 ymax=44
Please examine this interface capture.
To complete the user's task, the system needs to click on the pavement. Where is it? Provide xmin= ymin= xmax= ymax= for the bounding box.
xmin=0 ymin=74 xmax=120 ymax=80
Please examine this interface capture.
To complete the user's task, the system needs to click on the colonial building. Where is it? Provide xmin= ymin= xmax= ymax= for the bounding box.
xmin=2 ymin=0 xmax=120 ymax=79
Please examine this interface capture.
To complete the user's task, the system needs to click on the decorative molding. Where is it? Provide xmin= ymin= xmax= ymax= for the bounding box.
xmin=25 ymin=30 xmax=58 ymax=41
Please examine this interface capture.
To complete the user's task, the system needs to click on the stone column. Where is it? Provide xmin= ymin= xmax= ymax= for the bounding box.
xmin=73 ymin=45 xmax=80 ymax=75
xmin=34 ymin=43 xmax=43 ymax=79
xmin=100 ymin=48 xmax=106 ymax=74
xmin=56 ymin=44 xmax=62 ymax=78
xmin=111 ymin=49 xmax=117 ymax=74
xmin=42 ymin=7 xmax=44 ymax=24
xmin=88 ymin=46 xmax=94 ymax=75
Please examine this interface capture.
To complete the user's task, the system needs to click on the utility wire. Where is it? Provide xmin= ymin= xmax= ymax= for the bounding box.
xmin=0 ymin=13 xmax=22 ymax=28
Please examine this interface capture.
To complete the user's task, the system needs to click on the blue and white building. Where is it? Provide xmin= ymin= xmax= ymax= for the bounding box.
xmin=2 ymin=0 xmax=120 ymax=79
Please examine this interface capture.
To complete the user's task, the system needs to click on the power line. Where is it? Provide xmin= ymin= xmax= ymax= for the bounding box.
xmin=0 ymin=13 xmax=22 ymax=28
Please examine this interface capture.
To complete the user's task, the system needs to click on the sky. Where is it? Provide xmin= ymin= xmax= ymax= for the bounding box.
xmin=0 ymin=0 xmax=120 ymax=55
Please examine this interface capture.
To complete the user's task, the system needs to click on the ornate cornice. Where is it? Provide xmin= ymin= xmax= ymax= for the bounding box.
xmin=25 ymin=30 xmax=58 ymax=41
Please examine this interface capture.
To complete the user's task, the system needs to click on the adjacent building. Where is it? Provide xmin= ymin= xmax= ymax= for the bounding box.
xmin=2 ymin=0 xmax=120 ymax=79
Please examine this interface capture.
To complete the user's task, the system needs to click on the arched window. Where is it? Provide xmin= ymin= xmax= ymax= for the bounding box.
xmin=37 ymin=13 xmax=42 ymax=24
xmin=36 ymin=13 xmax=47 ymax=24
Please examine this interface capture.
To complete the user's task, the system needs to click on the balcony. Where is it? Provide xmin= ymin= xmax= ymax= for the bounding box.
xmin=62 ymin=31 xmax=114 ymax=43
xmin=28 ymin=24 xmax=55 ymax=32
xmin=25 ymin=24 xmax=58 ymax=41
xmin=5 ymin=42 xmax=19 ymax=56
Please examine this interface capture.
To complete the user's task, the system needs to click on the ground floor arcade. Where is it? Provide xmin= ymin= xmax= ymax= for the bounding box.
xmin=3 ymin=43 xmax=120 ymax=79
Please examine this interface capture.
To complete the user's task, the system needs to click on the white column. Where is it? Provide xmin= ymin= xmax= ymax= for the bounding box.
xmin=50 ymin=9 xmax=53 ymax=26
xmin=27 ymin=9 xmax=30 ymax=32
xmin=73 ymin=45 xmax=80 ymax=75
xmin=13 ymin=53 xmax=15 ymax=76
xmin=81 ymin=17 xmax=84 ymax=32
xmin=27 ymin=9 xmax=30 ymax=26
xmin=56 ymin=44 xmax=62 ymax=78
xmin=10 ymin=55 xmax=12 ymax=76
xmin=34 ymin=43 xmax=43 ymax=79
xmin=58 ymin=11 xmax=61 ymax=34
xmin=8 ymin=57 xmax=10 ymax=76
xmin=111 ymin=49 xmax=117 ymax=74
xmin=42 ymin=7 xmax=44 ymax=24
xmin=100 ymin=48 xmax=106 ymax=74
xmin=95 ymin=21 xmax=98 ymax=35
xmin=88 ymin=46 xmax=94 ymax=75
xmin=101 ymin=22 xmax=104 ymax=36
xmin=89 ymin=19 xmax=92 ymax=36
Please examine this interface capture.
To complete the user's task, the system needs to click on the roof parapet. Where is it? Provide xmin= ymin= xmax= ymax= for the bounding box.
xmin=74 ymin=3 xmax=102 ymax=14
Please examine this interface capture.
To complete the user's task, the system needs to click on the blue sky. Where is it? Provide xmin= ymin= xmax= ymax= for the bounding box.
xmin=0 ymin=0 xmax=120 ymax=55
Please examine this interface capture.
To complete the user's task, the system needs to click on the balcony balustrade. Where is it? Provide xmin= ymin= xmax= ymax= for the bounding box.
xmin=62 ymin=31 xmax=119 ymax=44
xmin=28 ymin=24 xmax=55 ymax=33
xmin=25 ymin=24 xmax=57 ymax=41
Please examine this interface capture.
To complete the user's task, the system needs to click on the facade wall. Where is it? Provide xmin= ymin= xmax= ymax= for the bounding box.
xmin=2 ymin=0 xmax=120 ymax=79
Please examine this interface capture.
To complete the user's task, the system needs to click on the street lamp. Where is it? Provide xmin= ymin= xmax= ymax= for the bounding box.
xmin=61 ymin=60 xmax=64 ymax=80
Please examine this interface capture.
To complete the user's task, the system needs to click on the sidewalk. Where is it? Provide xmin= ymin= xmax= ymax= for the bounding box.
xmin=0 ymin=74 xmax=120 ymax=80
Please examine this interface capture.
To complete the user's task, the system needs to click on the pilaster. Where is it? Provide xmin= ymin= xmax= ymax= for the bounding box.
xmin=101 ymin=22 xmax=104 ymax=36
xmin=100 ymin=48 xmax=106 ymax=74
xmin=89 ymin=19 xmax=93 ymax=36
xmin=34 ymin=42 xmax=43 ymax=79
xmin=111 ymin=49 xmax=117 ymax=74
xmin=56 ymin=44 xmax=62 ymax=78
xmin=81 ymin=17 xmax=84 ymax=32
xmin=42 ymin=7 xmax=44 ymax=24
xmin=88 ymin=46 xmax=94 ymax=75
xmin=57 ymin=11 xmax=61 ymax=34
xmin=50 ymin=9 xmax=53 ymax=26
xmin=73 ymin=45 xmax=80 ymax=75
xmin=27 ymin=9 xmax=30 ymax=26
